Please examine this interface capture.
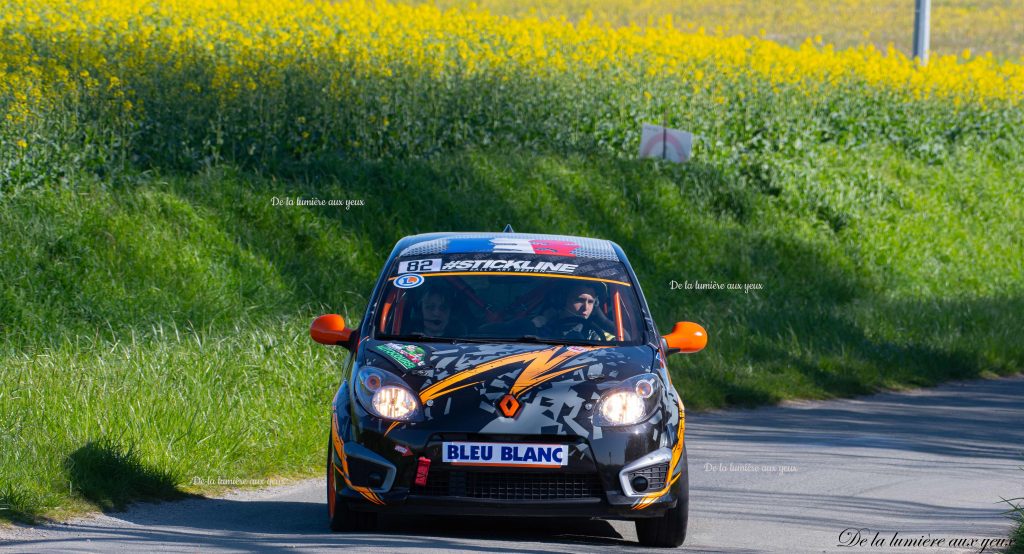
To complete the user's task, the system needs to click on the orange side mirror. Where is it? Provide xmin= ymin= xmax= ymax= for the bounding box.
xmin=310 ymin=314 xmax=353 ymax=347
xmin=663 ymin=321 xmax=707 ymax=355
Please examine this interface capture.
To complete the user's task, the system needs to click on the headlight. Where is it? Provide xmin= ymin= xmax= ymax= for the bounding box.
xmin=593 ymin=374 xmax=661 ymax=427
xmin=599 ymin=391 xmax=646 ymax=425
xmin=372 ymin=386 xmax=417 ymax=420
xmin=354 ymin=367 xmax=424 ymax=422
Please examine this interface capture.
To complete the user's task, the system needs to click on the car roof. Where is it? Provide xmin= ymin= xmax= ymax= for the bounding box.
xmin=393 ymin=232 xmax=623 ymax=262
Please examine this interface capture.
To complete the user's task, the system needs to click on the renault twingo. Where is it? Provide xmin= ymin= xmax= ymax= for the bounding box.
xmin=312 ymin=231 xmax=707 ymax=547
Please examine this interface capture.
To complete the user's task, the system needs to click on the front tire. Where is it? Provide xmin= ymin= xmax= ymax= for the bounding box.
xmin=635 ymin=445 xmax=688 ymax=547
xmin=327 ymin=437 xmax=378 ymax=532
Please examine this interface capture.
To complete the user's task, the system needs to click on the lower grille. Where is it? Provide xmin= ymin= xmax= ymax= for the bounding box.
xmin=414 ymin=470 xmax=603 ymax=500
xmin=627 ymin=462 xmax=668 ymax=492
xmin=346 ymin=455 xmax=391 ymax=488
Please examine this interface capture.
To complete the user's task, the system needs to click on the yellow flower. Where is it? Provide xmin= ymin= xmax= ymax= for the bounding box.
xmin=16 ymin=139 xmax=28 ymax=149
xmin=0 ymin=0 xmax=1019 ymax=160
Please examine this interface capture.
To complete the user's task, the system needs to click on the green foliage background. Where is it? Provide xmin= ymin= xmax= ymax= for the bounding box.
xmin=2 ymin=4 xmax=1023 ymax=524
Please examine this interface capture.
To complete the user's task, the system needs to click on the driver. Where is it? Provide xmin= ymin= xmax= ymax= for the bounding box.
xmin=562 ymin=283 xmax=598 ymax=320
xmin=413 ymin=284 xmax=455 ymax=336
xmin=534 ymin=283 xmax=615 ymax=341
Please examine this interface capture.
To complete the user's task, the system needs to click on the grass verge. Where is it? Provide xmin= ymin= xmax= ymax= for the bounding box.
xmin=2 ymin=140 xmax=1022 ymax=523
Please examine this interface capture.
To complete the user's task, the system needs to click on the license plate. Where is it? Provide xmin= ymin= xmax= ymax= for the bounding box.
xmin=441 ymin=441 xmax=569 ymax=468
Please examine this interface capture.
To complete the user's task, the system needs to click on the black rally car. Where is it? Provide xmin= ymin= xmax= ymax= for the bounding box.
xmin=311 ymin=231 xmax=707 ymax=547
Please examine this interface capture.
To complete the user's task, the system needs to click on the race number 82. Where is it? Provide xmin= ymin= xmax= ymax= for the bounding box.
xmin=398 ymin=258 xmax=441 ymax=273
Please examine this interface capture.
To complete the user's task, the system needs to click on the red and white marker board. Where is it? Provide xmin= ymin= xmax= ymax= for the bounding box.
xmin=638 ymin=123 xmax=693 ymax=164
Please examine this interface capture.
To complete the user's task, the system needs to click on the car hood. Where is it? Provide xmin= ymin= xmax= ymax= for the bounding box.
xmin=359 ymin=339 xmax=657 ymax=436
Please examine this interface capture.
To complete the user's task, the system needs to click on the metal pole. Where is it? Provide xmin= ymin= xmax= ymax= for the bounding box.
xmin=913 ymin=0 xmax=931 ymax=65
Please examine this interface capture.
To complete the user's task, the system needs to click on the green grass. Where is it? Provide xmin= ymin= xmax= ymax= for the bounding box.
xmin=1007 ymin=465 xmax=1024 ymax=554
xmin=1007 ymin=493 xmax=1024 ymax=554
xmin=1 ymin=1 xmax=1022 ymax=525
xmin=64 ymin=438 xmax=187 ymax=512
xmin=2 ymin=136 xmax=1022 ymax=523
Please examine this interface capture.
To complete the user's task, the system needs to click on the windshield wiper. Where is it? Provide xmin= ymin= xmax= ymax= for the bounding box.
xmin=381 ymin=332 xmax=460 ymax=343
xmin=378 ymin=333 xmax=605 ymax=347
xmin=509 ymin=335 xmax=603 ymax=346
xmin=515 ymin=335 xmax=547 ymax=343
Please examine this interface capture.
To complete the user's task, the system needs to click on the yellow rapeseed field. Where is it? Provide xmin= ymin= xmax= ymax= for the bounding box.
xmin=413 ymin=0 xmax=1024 ymax=61
xmin=1 ymin=0 xmax=1022 ymax=172
xmin=2 ymin=0 xmax=1022 ymax=107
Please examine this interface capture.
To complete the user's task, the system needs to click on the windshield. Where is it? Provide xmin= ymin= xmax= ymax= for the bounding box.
xmin=373 ymin=253 xmax=645 ymax=346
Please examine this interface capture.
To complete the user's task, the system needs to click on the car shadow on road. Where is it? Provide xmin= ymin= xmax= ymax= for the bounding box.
xmin=5 ymin=496 xmax=664 ymax=553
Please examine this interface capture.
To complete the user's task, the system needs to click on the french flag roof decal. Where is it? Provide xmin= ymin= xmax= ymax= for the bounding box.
xmin=399 ymin=234 xmax=619 ymax=261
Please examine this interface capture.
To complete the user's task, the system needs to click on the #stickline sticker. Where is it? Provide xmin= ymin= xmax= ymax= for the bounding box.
xmin=439 ymin=259 xmax=579 ymax=274
xmin=375 ymin=343 xmax=427 ymax=370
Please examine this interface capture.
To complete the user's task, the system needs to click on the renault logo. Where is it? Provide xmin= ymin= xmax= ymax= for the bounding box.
xmin=498 ymin=394 xmax=521 ymax=418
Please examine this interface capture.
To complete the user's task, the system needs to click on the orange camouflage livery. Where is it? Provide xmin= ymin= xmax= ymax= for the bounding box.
xmin=419 ymin=346 xmax=603 ymax=406
xmin=631 ymin=398 xmax=686 ymax=511
xmin=382 ymin=346 xmax=601 ymax=435
xmin=332 ymin=411 xmax=386 ymax=506
xmin=383 ymin=420 xmax=401 ymax=437
xmin=508 ymin=346 xmax=605 ymax=398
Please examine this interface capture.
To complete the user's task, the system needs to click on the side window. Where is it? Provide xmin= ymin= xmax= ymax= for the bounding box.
xmin=611 ymin=285 xmax=640 ymax=341
xmin=378 ymin=288 xmax=397 ymax=334
xmin=612 ymin=287 xmax=625 ymax=341
xmin=378 ymin=287 xmax=412 ymax=335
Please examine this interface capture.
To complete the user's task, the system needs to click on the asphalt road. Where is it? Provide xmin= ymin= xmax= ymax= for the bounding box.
xmin=3 ymin=376 xmax=1022 ymax=553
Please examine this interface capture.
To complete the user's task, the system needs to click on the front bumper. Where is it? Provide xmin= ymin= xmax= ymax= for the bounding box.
xmin=329 ymin=384 xmax=685 ymax=520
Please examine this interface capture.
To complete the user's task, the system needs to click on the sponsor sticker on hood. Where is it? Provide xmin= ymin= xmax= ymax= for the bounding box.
xmin=375 ymin=343 xmax=427 ymax=369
